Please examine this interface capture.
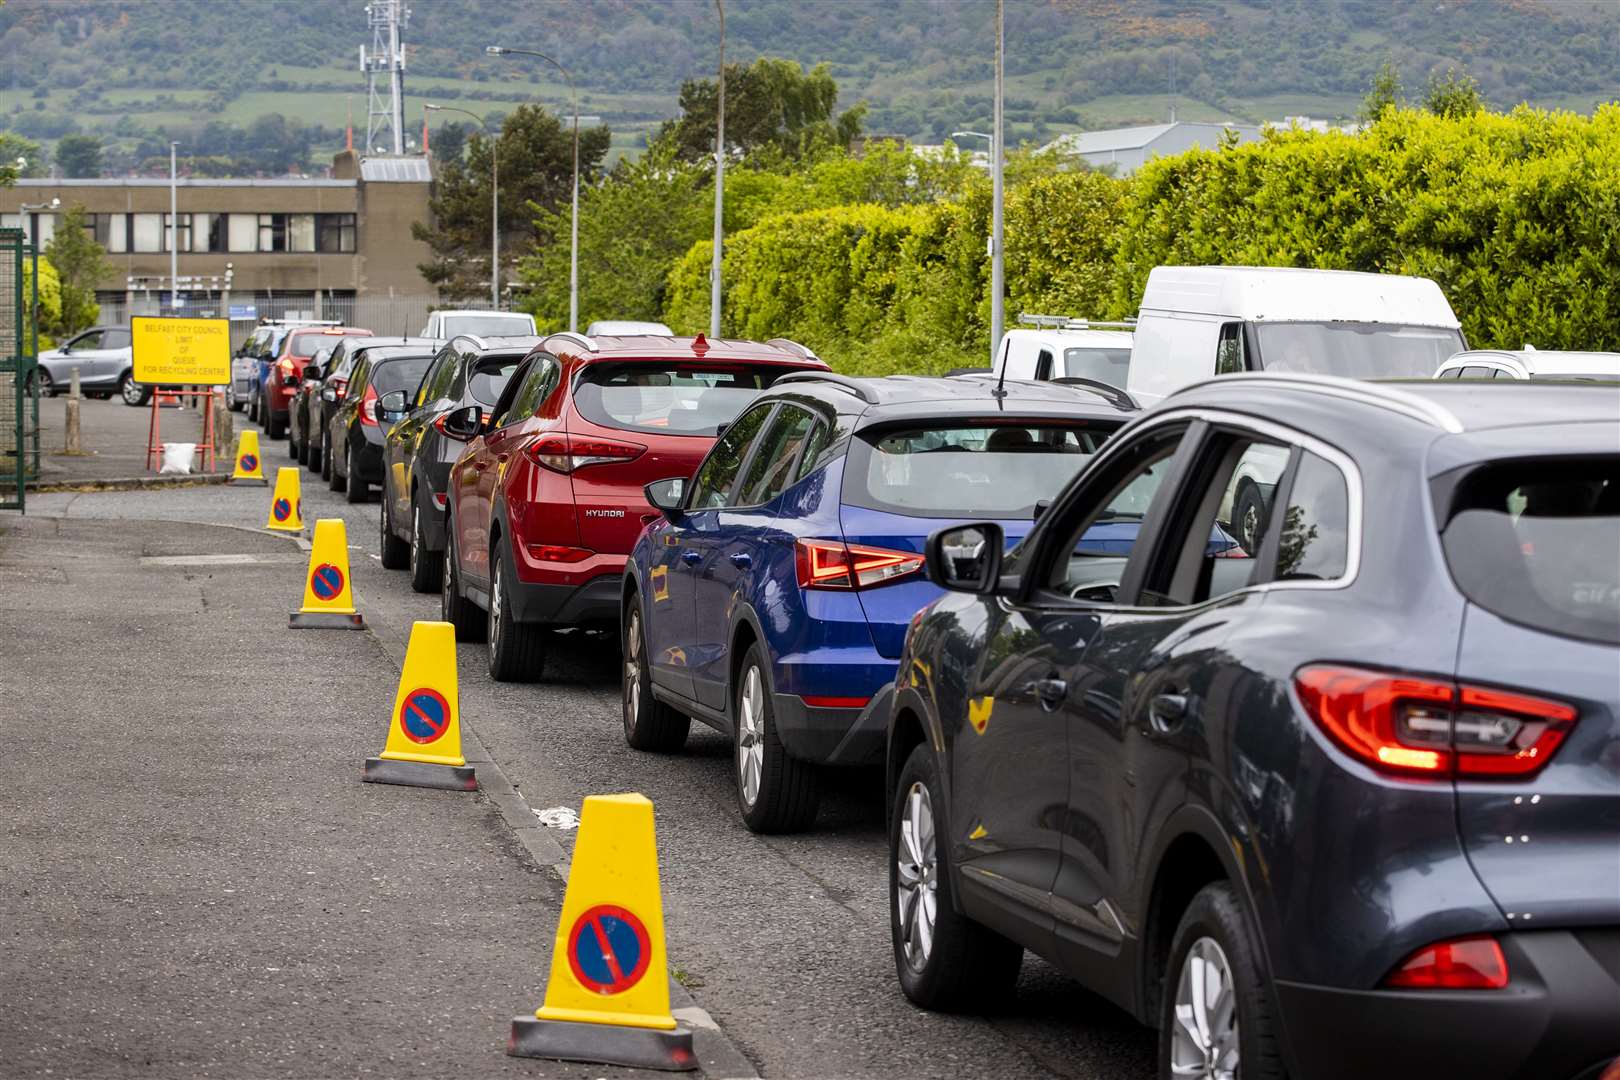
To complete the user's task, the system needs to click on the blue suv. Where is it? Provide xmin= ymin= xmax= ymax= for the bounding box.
xmin=622 ymin=372 xmax=1137 ymax=832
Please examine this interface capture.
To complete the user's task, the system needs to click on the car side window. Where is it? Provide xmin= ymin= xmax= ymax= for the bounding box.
xmin=794 ymin=418 xmax=834 ymax=482
xmin=1215 ymin=323 xmax=1246 ymax=375
xmin=688 ymin=404 xmax=774 ymax=511
xmin=1460 ymin=365 xmax=1494 ymax=379
xmin=1048 ymin=432 xmax=1185 ymax=603
xmin=494 ymin=356 xmax=556 ymax=428
xmin=1140 ymin=434 xmax=1290 ymax=608
xmin=736 ymin=404 xmax=818 ymax=506
xmin=1275 ymin=450 xmax=1351 ymax=581
xmin=419 ymin=347 xmax=457 ymax=405
xmin=73 ymin=330 xmax=105 ymax=350
xmin=105 ymin=330 xmax=130 ymax=350
xmin=347 ymin=359 xmax=371 ymax=397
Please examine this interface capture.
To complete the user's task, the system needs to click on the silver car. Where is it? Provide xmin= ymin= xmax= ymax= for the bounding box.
xmin=34 ymin=326 xmax=133 ymax=400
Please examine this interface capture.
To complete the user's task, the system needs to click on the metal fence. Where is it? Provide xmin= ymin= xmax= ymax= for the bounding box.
xmin=98 ymin=292 xmax=503 ymax=349
xmin=0 ymin=227 xmax=39 ymax=512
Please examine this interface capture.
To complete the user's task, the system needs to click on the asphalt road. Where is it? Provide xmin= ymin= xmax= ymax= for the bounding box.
xmin=6 ymin=408 xmax=1158 ymax=1079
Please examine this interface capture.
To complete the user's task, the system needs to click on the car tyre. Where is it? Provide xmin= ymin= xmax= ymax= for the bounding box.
xmin=248 ymin=389 xmax=258 ymax=424
xmin=487 ymin=546 xmax=545 ymax=681
xmin=345 ymin=443 xmax=368 ymax=503
xmin=1233 ymin=482 xmax=1268 ymax=554
xmin=407 ymin=497 xmax=442 ymax=593
xmin=316 ymin=430 xmax=329 ymax=479
xmin=733 ymin=642 xmax=819 ymax=833
xmin=327 ymin=436 xmax=346 ymax=492
xmin=622 ymin=598 xmax=689 ymax=752
xmin=1159 ymin=882 xmax=1286 ymax=1080
xmin=441 ymin=524 xmax=486 ymax=642
xmin=380 ymin=493 xmax=409 ymax=569
xmin=32 ymin=368 xmax=56 ymax=398
xmin=119 ymin=372 xmax=150 ymax=407
xmin=266 ymin=410 xmax=286 ymax=440
xmin=890 ymin=741 xmax=1023 ymax=1010
xmin=225 ymin=381 xmax=242 ymax=412
xmin=286 ymin=422 xmax=299 ymax=459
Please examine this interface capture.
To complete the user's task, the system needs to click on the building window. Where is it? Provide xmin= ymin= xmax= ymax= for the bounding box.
xmin=131 ymin=213 xmax=163 ymax=253
xmin=316 ymin=213 xmax=356 ymax=253
xmin=83 ymin=212 xmax=128 ymax=252
xmin=228 ymin=213 xmax=257 ymax=252
xmin=257 ymin=213 xmax=287 ymax=252
xmin=164 ymin=213 xmax=192 ymax=253
xmin=288 ymin=213 xmax=316 ymax=252
xmin=191 ymin=212 xmax=224 ymax=253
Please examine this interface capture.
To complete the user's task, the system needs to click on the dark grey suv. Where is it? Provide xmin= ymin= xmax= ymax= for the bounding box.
xmin=888 ymin=374 xmax=1619 ymax=1080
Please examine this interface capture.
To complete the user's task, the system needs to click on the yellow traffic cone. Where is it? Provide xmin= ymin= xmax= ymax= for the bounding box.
xmin=362 ymin=621 xmax=477 ymax=790
xmin=229 ymin=430 xmax=267 ymax=485
xmin=264 ymin=467 xmax=304 ymax=532
xmin=289 ymin=518 xmax=366 ymax=629
xmin=508 ymin=793 xmax=695 ymax=1072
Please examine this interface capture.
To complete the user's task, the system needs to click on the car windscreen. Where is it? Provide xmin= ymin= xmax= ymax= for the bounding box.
xmin=1440 ymin=457 xmax=1619 ymax=645
xmin=572 ymin=362 xmax=795 ymax=437
xmin=468 ymin=356 xmax=521 ymax=406
xmin=1063 ymin=347 xmax=1131 ymax=386
xmin=1256 ymin=323 xmax=1466 ymax=379
xmin=442 ymin=315 xmax=534 ymax=337
xmin=369 ymin=356 xmax=436 ymax=396
xmin=846 ymin=421 xmax=1121 ymax=519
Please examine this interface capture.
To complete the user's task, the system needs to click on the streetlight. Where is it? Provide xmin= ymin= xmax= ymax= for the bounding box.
xmin=488 ymin=44 xmax=581 ymax=333
xmin=170 ymin=141 xmax=180 ymax=311
xmin=709 ymin=0 xmax=725 ymax=339
xmin=991 ymin=0 xmax=1005 ymax=368
xmin=426 ymin=103 xmax=499 ymax=308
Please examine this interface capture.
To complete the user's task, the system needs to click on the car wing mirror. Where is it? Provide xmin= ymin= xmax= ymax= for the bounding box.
xmin=925 ymin=522 xmax=1005 ymax=594
xmin=304 ymin=364 xmax=323 ymax=382
xmin=377 ymin=390 xmax=410 ymax=424
xmin=644 ymin=477 xmax=687 ymax=520
xmin=440 ymin=404 xmax=482 ymax=441
xmin=1033 ymin=499 xmax=1051 ymax=521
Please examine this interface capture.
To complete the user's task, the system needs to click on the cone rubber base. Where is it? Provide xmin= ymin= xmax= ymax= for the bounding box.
xmin=230 ymin=477 xmax=268 ymax=486
xmin=362 ymin=757 xmax=478 ymax=791
xmin=289 ymin=611 xmax=366 ymax=629
xmin=507 ymin=1017 xmax=696 ymax=1072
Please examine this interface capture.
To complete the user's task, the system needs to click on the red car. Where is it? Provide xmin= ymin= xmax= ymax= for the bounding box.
xmin=258 ymin=325 xmax=371 ymax=439
xmin=441 ymin=332 xmax=827 ymax=681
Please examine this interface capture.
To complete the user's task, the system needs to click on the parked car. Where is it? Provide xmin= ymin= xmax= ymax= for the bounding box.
xmin=1436 ymin=348 xmax=1620 ymax=382
xmin=32 ymin=325 xmax=131 ymax=400
xmin=624 ymin=373 xmax=1139 ymax=832
xmin=887 ymin=372 xmax=1619 ymax=1080
xmin=285 ymin=345 xmax=335 ymax=460
xmin=229 ymin=320 xmax=321 ymax=413
xmin=324 ymin=344 xmax=435 ymax=503
xmin=256 ymin=324 xmax=369 ymax=439
xmin=1127 ymin=266 xmax=1467 ymax=405
xmin=419 ymin=309 xmax=536 ymax=339
xmin=441 ymin=332 xmax=827 ymax=684
xmin=376 ymin=334 xmax=535 ymax=592
xmin=986 ymin=317 xmax=1134 ymax=388
xmin=586 ymin=320 xmax=674 ymax=336
xmin=304 ymin=336 xmax=418 ymax=475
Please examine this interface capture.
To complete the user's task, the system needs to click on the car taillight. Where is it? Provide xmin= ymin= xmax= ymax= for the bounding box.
xmin=525 ymin=543 xmax=593 ymax=563
xmin=359 ymin=384 xmax=379 ymax=426
xmin=1383 ymin=936 xmax=1509 ymax=990
xmin=524 ymin=433 xmax=644 ymax=473
xmin=330 ymin=377 xmax=348 ymax=400
xmin=795 ymin=538 xmax=924 ymax=590
xmin=1294 ymin=665 xmax=1575 ymax=780
xmin=277 ymin=358 xmax=295 ymax=378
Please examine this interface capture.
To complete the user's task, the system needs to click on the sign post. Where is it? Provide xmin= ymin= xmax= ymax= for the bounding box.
xmin=131 ymin=315 xmax=231 ymax=473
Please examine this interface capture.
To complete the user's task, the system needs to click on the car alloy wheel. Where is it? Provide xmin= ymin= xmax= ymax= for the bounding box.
xmin=624 ymin=608 xmax=644 ymax=733
xmin=621 ymin=600 xmax=689 ymax=752
xmin=35 ymin=368 xmax=54 ymax=397
xmin=119 ymin=373 xmax=145 ymax=406
xmin=1171 ymin=937 xmax=1240 ymax=1080
xmin=488 ymin=557 xmax=504 ymax=659
xmin=737 ymin=665 xmax=766 ymax=808
xmin=895 ymin=780 xmax=938 ymax=972
xmin=407 ymin=500 xmax=440 ymax=593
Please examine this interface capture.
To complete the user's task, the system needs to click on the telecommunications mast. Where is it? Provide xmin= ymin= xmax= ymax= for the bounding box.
xmin=360 ymin=1 xmax=410 ymax=154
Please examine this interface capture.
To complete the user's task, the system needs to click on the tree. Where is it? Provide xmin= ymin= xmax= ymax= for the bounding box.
xmin=43 ymin=205 xmax=111 ymax=337
xmin=1423 ymin=66 xmax=1485 ymax=119
xmin=0 ymin=133 xmax=46 ymax=178
xmin=1360 ymin=62 xmax=1401 ymax=123
xmin=55 ymin=133 xmax=103 ymax=177
xmin=657 ymin=58 xmax=865 ymax=163
xmin=412 ymin=104 xmax=611 ymax=302
xmin=431 ymin=121 xmax=468 ymax=164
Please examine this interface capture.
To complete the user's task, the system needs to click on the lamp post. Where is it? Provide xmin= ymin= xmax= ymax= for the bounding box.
xmin=169 ymin=141 xmax=180 ymax=312
xmin=710 ymin=0 xmax=725 ymax=339
xmin=426 ymin=103 xmax=499 ymax=308
xmin=487 ymin=45 xmax=581 ymax=333
xmin=991 ymin=0 xmax=1006 ymax=367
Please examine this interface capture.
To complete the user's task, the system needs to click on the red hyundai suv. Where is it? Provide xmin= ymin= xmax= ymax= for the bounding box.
xmin=441 ymin=332 xmax=827 ymax=681
xmin=260 ymin=325 xmax=371 ymax=439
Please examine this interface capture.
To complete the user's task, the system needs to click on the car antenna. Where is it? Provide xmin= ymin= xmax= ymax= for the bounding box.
xmin=992 ymin=338 xmax=1008 ymax=400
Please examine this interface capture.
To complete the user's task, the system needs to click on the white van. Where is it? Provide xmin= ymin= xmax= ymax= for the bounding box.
xmin=419 ymin=309 xmax=537 ymax=340
xmin=1126 ymin=266 xmax=1466 ymax=405
xmin=987 ymin=317 xmax=1134 ymax=387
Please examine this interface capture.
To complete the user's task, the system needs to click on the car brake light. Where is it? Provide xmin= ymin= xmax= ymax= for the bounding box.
xmin=803 ymin=695 xmax=871 ymax=709
xmin=525 ymin=433 xmax=644 ymax=473
xmin=277 ymin=358 xmax=295 ymax=377
xmin=525 ymin=544 xmax=593 ymax=562
xmin=1294 ymin=665 xmax=1575 ymax=780
xmin=330 ymin=377 xmax=348 ymax=400
xmin=1383 ymin=936 xmax=1508 ymax=990
xmin=795 ymin=538 xmax=924 ymax=590
xmin=359 ymin=384 xmax=379 ymax=426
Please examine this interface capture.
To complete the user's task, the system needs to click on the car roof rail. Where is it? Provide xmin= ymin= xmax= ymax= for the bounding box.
xmin=1048 ymin=377 xmax=1139 ymax=411
xmin=545 ymin=331 xmax=598 ymax=353
xmin=772 ymin=370 xmax=879 ymax=404
xmin=1176 ymin=372 xmax=1464 ymax=433
xmin=944 ymin=366 xmax=993 ymax=378
xmin=1017 ymin=313 xmax=1137 ymax=331
xmin=766 ymin=337 xmax=820 ymax=361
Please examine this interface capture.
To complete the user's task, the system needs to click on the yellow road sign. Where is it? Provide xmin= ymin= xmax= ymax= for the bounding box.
xmin=131 ymin=316 xmax=231 ymax=385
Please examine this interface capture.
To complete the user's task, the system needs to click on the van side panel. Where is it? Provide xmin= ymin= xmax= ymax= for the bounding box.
xmin=1125 ymin=311 xmax=1224 ymax=405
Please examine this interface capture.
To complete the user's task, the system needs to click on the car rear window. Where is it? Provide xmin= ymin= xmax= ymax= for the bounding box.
xmin=288 ymin=330 xmax=359 ymax=358
xmin=1063 ymin=347 xmax=1131 ymax=385
xmin=468 ymin=356 xmax=520 ymax=406
xmin=370 ymin=356 xmax=435 ymax=396
xmin=442 ymin=315 xmax=534 ymax=337
xmin=1440 ymin=457 xmax=1619 ymax=644
xmin=847 ymin=422 xmax=1121 ymax=519
xmin=572 ymin=362 xmax=795 ymax=437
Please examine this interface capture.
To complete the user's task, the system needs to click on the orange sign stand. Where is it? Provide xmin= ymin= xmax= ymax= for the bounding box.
xmin=145 ymin=387 xmax=222 ymax=474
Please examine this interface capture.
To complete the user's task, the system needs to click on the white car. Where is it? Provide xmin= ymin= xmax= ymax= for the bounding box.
xmin=419 ymin=309 xmax=537 ymax=339
xmin=986 ymin=320 xmax=1134 ymax=387
xmin=34 ymin=326 xmax=132 ymax=399
xmin=585 ymin=320 xmax=674 ymax=336
xmin=1435 ymin=349 xmax=1620 ymax=382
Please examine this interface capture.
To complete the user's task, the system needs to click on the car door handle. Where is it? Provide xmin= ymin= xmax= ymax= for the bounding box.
xmin=471 ymin=459 xmax=487 ymax=471
xmin=681 ymin=551 xmax=703 ymax=565
xmin=1029 ymin=678 xmax=1068 ymax=710
xmin=729 ymin=553 xmax=752 ymax=568
xmin=1150 ymin=693 xmax=1188 ymax=732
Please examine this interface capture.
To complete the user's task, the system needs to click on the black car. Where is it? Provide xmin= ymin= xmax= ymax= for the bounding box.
xmin=300 ymin=336 xmax=417 ymax=474
xmin=285 ymin=345 xmax=336 ymax=462
xmin=324 ymin=345 xmax=435 ymax=503
xmin=889 ymin=374 xmax=1619 ymax=1080
xmin=376 ymin=334 xmax=534 ymax=591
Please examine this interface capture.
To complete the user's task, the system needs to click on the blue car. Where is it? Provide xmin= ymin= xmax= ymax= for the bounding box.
xmin=622 ymin=373 xmax=1140 ymax=832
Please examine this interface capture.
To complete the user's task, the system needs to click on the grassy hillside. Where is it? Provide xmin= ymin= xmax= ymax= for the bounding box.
xmin=2 ymin=0 xmax=1616 ymax=170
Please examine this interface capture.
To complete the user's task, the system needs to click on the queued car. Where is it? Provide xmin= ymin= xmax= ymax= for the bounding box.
xmin=292 ymin=334 xmax=405 ymax=470
xmin=586 ymin=320 xmax=675 ymax=336
xmin=376 ymin=334 xmax=535 ymax=592
xmin=255 ymin=324 xmax=370 ymax=439
xmin=419 ymin=309 xmax=536 ymax=339
xmin=284 ymin=345 xmax=335 ymax=461
xmin=324 ymin=344 xmax=435 ymax=503
xmin=229 ymin=320 xmax=321 ymax=413
xmin=887 ymin=373 xmax=1620 ymax=1080
xmin=32 ymin=325 xmax=131 ymax=400
xmin=1436 ymin=349 xmax=1620 ymax=382
xmin=441 ymin=332 xmax=827 ymax=683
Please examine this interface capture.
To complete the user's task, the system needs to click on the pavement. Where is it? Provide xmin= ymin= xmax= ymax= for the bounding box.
xmin=25 ymin=390 xmax=229 ymax=487
xmin=2 ymin=405 xmax=1159 ymax=1079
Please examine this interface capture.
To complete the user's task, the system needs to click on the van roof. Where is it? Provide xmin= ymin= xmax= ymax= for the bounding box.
xmin=1002 ymin=327 xmax=1133 ymax=348
xmin=1439 ymin=350 xmax=1620 ymax=378
xmin=1139 ymin=266 xmax=1461 ymax=329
